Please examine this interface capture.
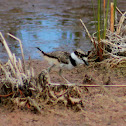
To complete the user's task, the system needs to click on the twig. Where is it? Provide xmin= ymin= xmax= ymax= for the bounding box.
xmin=49 ymin=83 xmax=126 ymax=87
xmin=0 ymin=32 xmax=13 ymax=62
xmin=27 ymin=96 xmax=42 ymax=113
xmin=79 ymin=85 xmax=126 ymax=87
xmin=116 ymin=7 xmax=123 ymax=15
xmin=18 ymin=58 xmax=23 ymax=73
xmin=116 ymin=12 xmax=126 ymax=34
xmin=8 ymin=60 xmax=16 ymax=75
xmin=0 ymin=92 xmax=13 ymax=97
xmin=80 ymin=19 xmax=94 ymax=43
xmin=7 ymin=33 xmax=26 ymax=73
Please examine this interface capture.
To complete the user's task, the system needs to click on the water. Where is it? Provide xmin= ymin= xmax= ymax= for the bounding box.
xmin=0 ymin=0 xmax=125 ymax=62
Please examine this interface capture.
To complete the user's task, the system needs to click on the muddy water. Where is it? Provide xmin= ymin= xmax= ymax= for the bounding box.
xmin=0 ymin=0 xmax=125 ymax=61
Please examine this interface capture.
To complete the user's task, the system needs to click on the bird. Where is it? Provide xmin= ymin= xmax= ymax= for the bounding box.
xmin=36 ymin=47 xmax=89 ymax=83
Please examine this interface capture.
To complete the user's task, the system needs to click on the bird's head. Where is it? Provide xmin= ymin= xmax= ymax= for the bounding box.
xmin=73 ymin=49 xmax=89 ymax=66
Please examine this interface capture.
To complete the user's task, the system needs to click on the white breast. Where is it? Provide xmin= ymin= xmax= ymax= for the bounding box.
xmin=60 ymin=61 xmax=74 ymax=70
xmin=71 ymin=52 xmax=84 ymax=64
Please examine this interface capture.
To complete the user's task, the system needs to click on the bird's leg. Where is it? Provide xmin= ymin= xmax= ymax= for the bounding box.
xmin=46 ymin=64 xmax=56 ymax=85
xmin=59 ymin=69 xmax=70 ymax=84
xmin=47 ymin=64 xmax=55 ymax=73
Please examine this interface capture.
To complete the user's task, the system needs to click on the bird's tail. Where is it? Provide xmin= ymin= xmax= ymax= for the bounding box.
xmin=36 ymin=47 xmax=45 ymax=55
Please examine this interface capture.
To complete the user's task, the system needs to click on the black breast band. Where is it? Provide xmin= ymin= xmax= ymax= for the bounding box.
xmin=69 ymin=56 xmax=77 ymax=66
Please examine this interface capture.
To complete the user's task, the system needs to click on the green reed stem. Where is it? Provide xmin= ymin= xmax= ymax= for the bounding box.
xmin=97 ymin=0 xmax=103 ymax=60
xmin=103 ymin=0 xmax=110 ymax=39
xmin=97 ymin=0 xmax=101 ymax=41
xmin=91 ymin=0 xmax=97 ymax=30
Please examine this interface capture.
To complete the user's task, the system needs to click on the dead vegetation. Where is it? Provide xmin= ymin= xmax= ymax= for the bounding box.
xmin=0 ymin=32 xmax=86 ymax=113
xmin=80 ymin=8 xmax=126 ymax=74
xmin=0 ymin=8 xmax=126 ymax=114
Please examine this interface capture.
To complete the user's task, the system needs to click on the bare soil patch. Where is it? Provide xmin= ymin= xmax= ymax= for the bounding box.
xmin=0 ymin=60 xmax=126 ymax=126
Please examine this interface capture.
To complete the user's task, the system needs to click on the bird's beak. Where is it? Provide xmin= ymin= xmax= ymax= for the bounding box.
xmin=82 ymin=57 xmax=89 ymax=66
xmin=83 ymin=59 xmax=89 ymax=66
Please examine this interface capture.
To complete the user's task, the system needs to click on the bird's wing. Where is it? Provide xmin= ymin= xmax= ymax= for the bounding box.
xmin=48 ymin=51 xmax=70 ymax=64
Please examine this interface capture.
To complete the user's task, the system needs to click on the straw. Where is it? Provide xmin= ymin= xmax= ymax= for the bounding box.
xmin=7 ymin=33 xmax=26 ymax=73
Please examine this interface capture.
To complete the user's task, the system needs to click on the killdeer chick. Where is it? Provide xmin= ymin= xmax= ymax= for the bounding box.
xmin=36 ymin=47 xmax=89 ymax=83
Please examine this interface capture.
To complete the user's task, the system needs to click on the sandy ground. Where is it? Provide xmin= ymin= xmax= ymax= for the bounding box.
xmin=0 ymin=60 xmax=126 ymax=126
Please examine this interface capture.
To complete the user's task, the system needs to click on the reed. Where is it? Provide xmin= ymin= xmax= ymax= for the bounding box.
xmin=114 ymin=0 xmax=117 ymax=21
xmin=103 ymin=0 xmax=110 ymax=39
xmin=97 ymin=0 xmax=103 ymax=60
xmin=91 ymin=0 xmax=117 ymax=60
xmin=110 ymin=2 xmax=114 ymax=32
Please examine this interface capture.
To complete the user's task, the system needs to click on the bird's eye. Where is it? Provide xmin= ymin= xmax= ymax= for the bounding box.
xmin=81 ymin=54 xmax=85 ymax=57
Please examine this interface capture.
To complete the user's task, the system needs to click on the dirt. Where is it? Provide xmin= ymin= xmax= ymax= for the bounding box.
xmin=0 ymin=59 xmax=126 ymax=126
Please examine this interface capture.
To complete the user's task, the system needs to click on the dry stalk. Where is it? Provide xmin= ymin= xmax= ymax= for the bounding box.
xmin=116 ymin=7 xmax=123 ymax=15
xmin=0 ymin=92 xmax=13 ymax=97
xmin=49 ymin=83 xmax=126 ymax=87
xmin=80 ymin=19 xmax=94 ymax=43
xmin=116 ymin=12 xmax=126 ymax=34
xmin=7 ymin=33 xmax=26 ymax=73
xmin=27 ymin=96 xmax=42 ymax=113
xmin=0 ymin=32 xmax=13 ymax=62
xmin=8 ymin=60 xmax=16 ymax=75
xmin=110 ymin=2 xmax=114 ymax=32
xmin=0 ymin=32 xmax=27 ymax=87
xmin=17 ymin=58 xmax=23 ymax=73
